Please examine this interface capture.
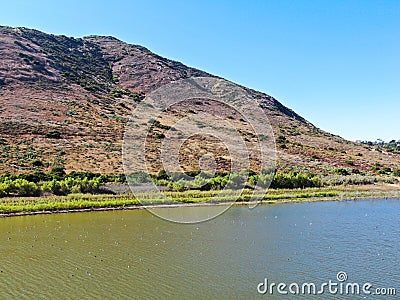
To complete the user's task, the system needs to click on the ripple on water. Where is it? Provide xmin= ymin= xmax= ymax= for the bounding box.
xmin=0 ymin=199 xmax=398 ymax=299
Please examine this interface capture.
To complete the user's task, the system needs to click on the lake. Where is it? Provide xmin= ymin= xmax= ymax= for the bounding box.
xmin=0 ymin=199 xmax=399 ymax=299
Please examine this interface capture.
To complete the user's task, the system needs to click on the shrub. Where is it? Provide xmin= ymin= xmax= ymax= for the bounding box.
xmin=0 ymin=179 xmax=40 ymax=197
xmin=126 ymin=171 xmax=151 ymax=185
xmin=42 ymin=177 xmax=102 ymax=195
xmin=156 ymin=170 xmax=169 ymax=180
xmin=19 ymin=171 xmax=52 ymax=183
xmin=50 ymin=166 xmax=66 ymax=180
xmin=393 ymin=169 xmax=400 ymax=177
xmin=271 ymin=172 xmax=320 ymax=189
xmin=377 ymin=167 xmax=392 ymax=175
xmin=46 ymin=130 xmax=62 ymax=139
xmin=31 ymin=159 xmax=44 ymax=167
xmin=207 ymin=175 xmax=229 ymax=190
xmin=167 ymin=173 xmax=231 ymax=191
xmin=333 ymin=168 xmax=350 ymax=176
xmin=153 ymin=170 xmax=322 ymax=191
xmin=371 ymin=163 xmax=381 ymax=171
xmin=153 ymin=131 xmax=165 ymax=139
xmin=248 ymin=173 xmax=274 ymax=188
xmin=276 ymin=136 xmax=287 ymax=143
xmin=226 ymin=173 xmax=247 ymax=189
xmin=351 ymin=168 xmax=363 ymax=175
xmin=116 ymin=174 xmax=127 ymax=183
xmin=168 ymin=181 xmax=187 ymax=192
xmin=15 ymin=179 xmax=41 ymax=196
xmin=152 ymin=120 xmax=171 ymax=130
xmin=119 ymin=102 xmax=128 ymax=109
xmin=0 ymin=183 xmax=6 ymax=197
xmin=42 ymin=179 xmax=65 ymax=195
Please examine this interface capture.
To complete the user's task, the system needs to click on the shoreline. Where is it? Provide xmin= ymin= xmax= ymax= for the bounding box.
xmin=1 ymin=186 xmax=399 ymax=218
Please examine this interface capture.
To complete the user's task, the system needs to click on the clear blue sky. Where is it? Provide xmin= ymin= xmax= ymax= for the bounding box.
xmin=1 ymin=0 xmax=399 ymax=141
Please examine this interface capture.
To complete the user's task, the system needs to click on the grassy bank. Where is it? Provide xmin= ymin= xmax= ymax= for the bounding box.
xmin=1 ymin=185 xmax=400 ymax=217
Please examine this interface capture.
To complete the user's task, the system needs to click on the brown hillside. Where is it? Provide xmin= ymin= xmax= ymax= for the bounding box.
xmin=0 ymin=26 xmax=399 ymax=175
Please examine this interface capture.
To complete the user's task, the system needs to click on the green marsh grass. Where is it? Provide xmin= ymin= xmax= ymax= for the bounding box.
xmin=1 ymin=186 xmax=399 ymax=215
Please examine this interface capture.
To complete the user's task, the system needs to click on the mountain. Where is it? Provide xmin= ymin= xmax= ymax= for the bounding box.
xmin=0 ymin=26 xmax=398 ymax=175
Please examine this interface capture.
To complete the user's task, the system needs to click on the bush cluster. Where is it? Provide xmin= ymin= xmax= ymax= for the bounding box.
xmin=0 ymin=176 xmax=102 ymax=197
xmin=0 ymin=178 xmax=40 ymax=197
xmin=0 ymin=168 xmax=126 ymax=197
xmin=42 ymin=177 xmax=102 ymax=196
xmin=150 ymin=170 xmax=321 ymax=192
xmin=1 ymin=165 xmax=397 ymax=198
xmin=270 ymin=172 xmax=321 ymax=189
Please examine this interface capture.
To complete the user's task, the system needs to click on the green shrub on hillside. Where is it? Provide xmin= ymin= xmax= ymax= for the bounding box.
xmin=46 ymin=130 xmax=62 ymax=139
xmin=276 ymin=136 xmax=287 ymax=143
xmin=333 ymin=168 xmax=350 ymax=176
xmin=377 ymin=167 xmax=392 ymax=175
xmin=393 ymin=169 xmax=400 ymax=177
xmin=31 ymin=159 xmax=44 ymax=167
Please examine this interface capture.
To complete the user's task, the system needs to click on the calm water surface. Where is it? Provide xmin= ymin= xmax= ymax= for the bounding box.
xmin=0 ymin=199 xmax=399 ymax=299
